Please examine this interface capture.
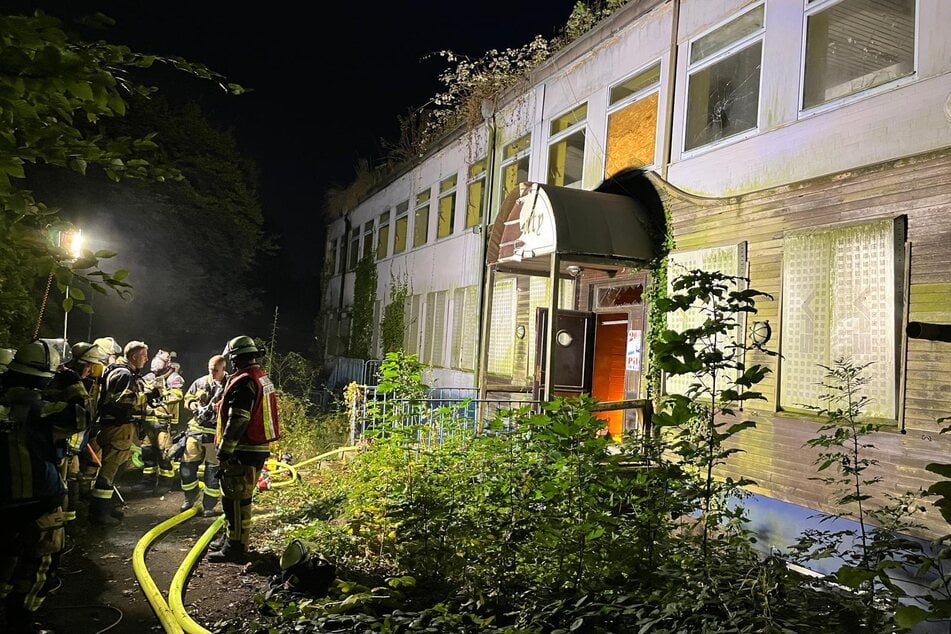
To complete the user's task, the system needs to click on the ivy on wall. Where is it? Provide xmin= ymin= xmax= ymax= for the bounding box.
xmin=380 ymin=272 xmax=410 ymax=355
xmin=644 ymin=213 xmax=675 ymax=403
xmin=347 ymin=251 xmax=378 ymax=359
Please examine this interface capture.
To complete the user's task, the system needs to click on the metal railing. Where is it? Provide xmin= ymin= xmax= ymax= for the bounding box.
xmin=348 ymin=385 xmax=538 ymax=446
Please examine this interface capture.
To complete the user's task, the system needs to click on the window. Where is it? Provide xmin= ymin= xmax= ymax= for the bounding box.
xmin=452 ymin=286 xmax=479 ymax=370
xmin=423 ymin=290 xmax=448 ymax=367
xmin=413 ymin=188 xmax=431 ymax=248
xmin=437 ymin=175 xmax=457 ymax=239
xmin=802 ymin=0 xmax=915 ymax=110
xmin=548 ymin=103 xmax=586 ymax=188
xmin=499 ymin=134 xmax=531 ymax=215
xmin=685 ymin=4 xmax=764 ymax=152
xmin=487 ymin=276 xmax=517 ymax=376
xmin=466 ymin=159 xmax=486 ymax=229
xmin=376 ymin=211 xmax=390 ymax=260
xmin=664 ymin=243 xmax=747 ymax=396
xmin=780 ymin=218 xmax=902 ymax=418
xmin=393 ymin=201 xmax=409 ymax=254
xmin=326 ymin=238 xmax=337 ymax=275
xmin=361 ymin=220 xmax=374 ymax=262
xmin=606 ymin=62 xmax=661 ymax=176
xmin=347 ymin=226 xmax=359 ymax=271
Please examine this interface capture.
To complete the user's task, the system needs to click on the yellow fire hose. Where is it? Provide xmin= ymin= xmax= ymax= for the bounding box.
xmin=133 ymin=505 xmax=200 ymax=634
xmin=137 ymin=445 xmax=358 ymax=632
xmin=169 ymin=514 xmax=226 ymax=634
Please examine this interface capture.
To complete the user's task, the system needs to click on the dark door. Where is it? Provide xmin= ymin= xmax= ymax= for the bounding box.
xmin=533 ymin=308 xmax=594 ymax=400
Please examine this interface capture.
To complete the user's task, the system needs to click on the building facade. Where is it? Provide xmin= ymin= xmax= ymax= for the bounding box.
xmin=323 ymin=0 xmax=951 ymax=540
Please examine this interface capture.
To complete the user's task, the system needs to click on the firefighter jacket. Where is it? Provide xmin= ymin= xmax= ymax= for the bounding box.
xmin=184 ymin=373 xmax=226 ymax=438
xmin=45 ymin=365 xmax=94 ymax=457
xmin=216 ymin=364 xmax=279 ymax=455
xmin=97 ymin=357 xmax=149 ymax=427
xmin=0 ymin=383 xmax=82 ymax=504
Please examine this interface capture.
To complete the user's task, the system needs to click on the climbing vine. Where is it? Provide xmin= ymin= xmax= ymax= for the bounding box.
xmin=347 ymin=251 xmax=378 ymax=359
xmin=380 ymin=272 xmax=410 ymax=355
xmin=644 ymin=210 xmax=674 ymax=402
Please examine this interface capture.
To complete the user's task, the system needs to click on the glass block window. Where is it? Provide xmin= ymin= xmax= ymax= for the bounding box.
xmin=780 ymin=219 xmax=900 ymax=418
xmin=414 ymin=188 xmax=431 ymax=248
xmin=452 ymin=286 xmax=479 ymax=371
xmin=466 ymin=159 xmax=486 ymax=229
xmin=376 ymin=211 xmax=390 ymax=260
xmin=423 ymin=290 xmax=448 ymax=367
xmin=607 ymin=62 xmax=661 ymax=175
xmin=394 ymin=200 xmax=409 ymax=255
xmin=487 ymin=276 xmax=517 ymax=376
xmin=803 ymin=0 xmax=915 ymax=110
xmin=685 ymin=4 xmax=764 ymax=152
xmin=664 ymin=243 xmax=747 ymax=396
xmin=437 ymin=175 xmax=457 ymax=239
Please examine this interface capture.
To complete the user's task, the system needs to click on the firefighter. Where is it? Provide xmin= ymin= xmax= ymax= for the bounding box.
xmin=80 ymin=336 xmax=123 ymax=484
xmin=90 ymin=341 xmax=157 ymax=526
xmin=0 ymin=340 xmax=83 ymax=631
xmin=178 ymin=354 xmax=227 ymax=516
xmin=45 ymin=342 xmax=108 ymax=522
xmin=134 ymin=350 xmax=180 ymax=494
xmin=208 ymin=336 xmax=280 ymax=563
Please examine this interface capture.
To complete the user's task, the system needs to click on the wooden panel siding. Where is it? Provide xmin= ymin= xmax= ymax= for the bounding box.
xmin=651 ymin=148 xmax=951 ymax=539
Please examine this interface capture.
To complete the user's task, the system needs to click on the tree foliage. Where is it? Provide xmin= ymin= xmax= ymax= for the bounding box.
xmin=0 ymin=9 xmax=243 ymax=345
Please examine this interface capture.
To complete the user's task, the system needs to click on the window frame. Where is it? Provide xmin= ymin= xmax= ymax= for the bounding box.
xmin=413 ymin=188 xmax=431 ymax=249
xmin=547 ymin=103 xmax=588 ymax=189
xmin=466 ymin=158 xmax=487 ymax=230
xmin=798 ymin=0 xmax=918 ymax=117
xmin=437 ymin=174 xmax=457 ymax=240
xmin=361 ymin=220 xmax=374 ymax=263
xmin=347 ymin=225 xmax=360 ymax=271
xmin=606 ymin=60 xmax=662 ymax=174
xmin=682 ymin=2 xmax=766 ymax=156
xmin=393 ymin=200 xmax=409 ymax=255
xmin=498 ymin=133 xmax=531 ymax=219
xmin=376 ymin=211 xmax=390 ymax=260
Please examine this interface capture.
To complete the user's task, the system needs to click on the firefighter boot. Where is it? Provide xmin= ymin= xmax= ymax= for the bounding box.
xmin=89 ymin=496 xmax=120 ymax=527
xmin=207 ymin=540 xmax=248 ymax=564
xmin=180 ymin=488 xmax=200 ymax=512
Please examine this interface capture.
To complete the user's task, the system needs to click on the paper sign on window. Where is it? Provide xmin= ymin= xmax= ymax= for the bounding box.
xmin=626 ymin=329 xmax=642 ymax=371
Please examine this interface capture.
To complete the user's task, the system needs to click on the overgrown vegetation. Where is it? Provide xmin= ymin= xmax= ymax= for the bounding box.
xmin=380 ymin=272 xmax=411 ymax=355
xmin=238 ymin=269 xmax=951 ymax=633
xmin=347 ymin=252 xmax=378 ymax=359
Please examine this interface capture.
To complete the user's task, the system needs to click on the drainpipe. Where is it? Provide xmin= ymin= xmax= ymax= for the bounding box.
xmin=660 ymin=0 xmax=681 ymax=181
xmin=475 ymin=100 xmax=498 ymax=404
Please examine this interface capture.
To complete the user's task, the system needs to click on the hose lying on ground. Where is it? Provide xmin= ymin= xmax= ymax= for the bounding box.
xmin=169 ymin=514 xmax=226 ymax=634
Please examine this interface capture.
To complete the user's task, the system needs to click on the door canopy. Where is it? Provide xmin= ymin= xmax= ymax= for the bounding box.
xmin=488 ymin=171 xmax=667 ymax=274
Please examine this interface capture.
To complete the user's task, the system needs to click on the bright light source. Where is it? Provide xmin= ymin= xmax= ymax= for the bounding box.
xmin=70 ymin=230 xmax=84 ymax=259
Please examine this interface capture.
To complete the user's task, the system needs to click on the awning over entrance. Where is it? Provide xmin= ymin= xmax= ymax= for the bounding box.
xmin=487 ymin=181 xmax=663 ymax=275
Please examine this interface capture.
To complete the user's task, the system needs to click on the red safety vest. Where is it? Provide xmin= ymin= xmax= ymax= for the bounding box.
xmin=217 ymin=365 xmax=280 ymax=446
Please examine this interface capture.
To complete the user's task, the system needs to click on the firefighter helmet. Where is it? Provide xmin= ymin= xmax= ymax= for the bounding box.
xmin=93 ymin=336 xmax=122 ymax=357
xmin=222 ymin=335 xmax=262 ymax=360
xmin=7 ymin=340 xmax=61 ymax=378
xmin=71 ymin=341 xmax=108 ymax=365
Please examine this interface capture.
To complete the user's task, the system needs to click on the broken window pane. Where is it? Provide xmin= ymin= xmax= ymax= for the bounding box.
xmin=685 ymin=41 xmax=762 ymax=151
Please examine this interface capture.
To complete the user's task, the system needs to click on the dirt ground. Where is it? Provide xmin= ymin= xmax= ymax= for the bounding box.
xmin=27 ymin=469 xmax=283 ymax=634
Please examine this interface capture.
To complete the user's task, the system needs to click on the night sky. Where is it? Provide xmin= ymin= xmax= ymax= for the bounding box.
xmin=9 ymin=1 xmax=581 ymax=352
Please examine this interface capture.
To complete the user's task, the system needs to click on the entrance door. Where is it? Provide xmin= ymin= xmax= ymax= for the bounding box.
xmin=532 ymin=308 xmax=594 ymax=400
xmin=592 ymin=312 xmax=628 ymax=438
